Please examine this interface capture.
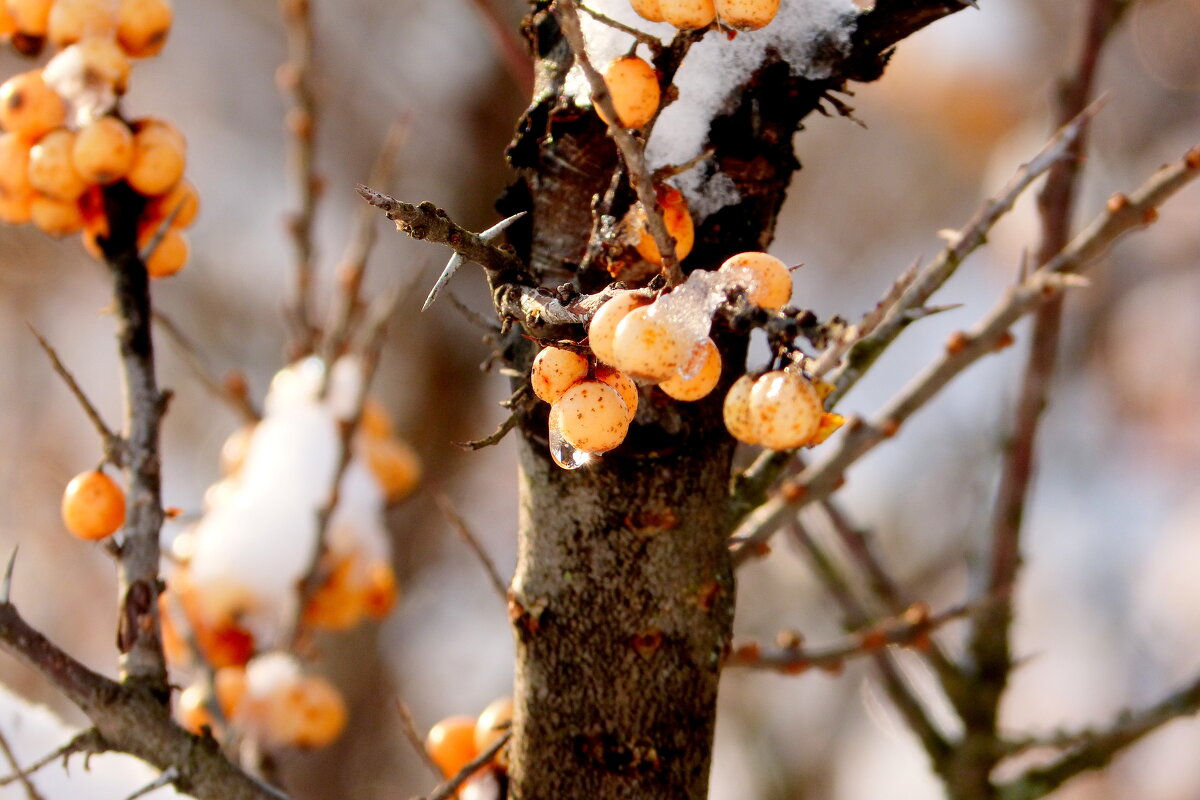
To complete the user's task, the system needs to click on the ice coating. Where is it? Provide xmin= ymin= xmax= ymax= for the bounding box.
xmin=570 ymin=0 xmax=858 ymax=218
xmin=645 ymin=268 xmax=742 ymax=371
xmin=548 ymin=406 xmax=594 ymax=470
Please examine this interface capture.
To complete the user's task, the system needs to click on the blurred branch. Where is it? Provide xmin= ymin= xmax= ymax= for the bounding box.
xmin=393 ymin=700 xmax=443 ymax=781
xmin=422 ymin=731 xmax=510 ymax=800
xmin=466 ymin=0 xmax=534 ymax=93
xmin=152 ymin=312 xmax=260 ymax=423
xmin=0 ymin=727 xmax=48 ymax=800
xmin=27 ymin=324 xmax=127 ymax=467
xmin=432 ymin=488 xmax=510 ymax=604
xmin=0 ymin=730 xmax=105 ymax=789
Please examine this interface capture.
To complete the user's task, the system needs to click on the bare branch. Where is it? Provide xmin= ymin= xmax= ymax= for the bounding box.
xmin=0 ymin=726 xmax=48 ymax=800
xmin=424 ymin=731 xmax=510 ymax=800
xmin=432 ymin=488 xmax=510 ymax=604
xmin=455 ymin=408 xmax=522 ymax=451
xmin=0 ymin=730 xmax=105 ymax=788
xmin=393 ymin=700 xmax=443 ymax=781
xmin=152 ymin=312 xmax=260 ymax=423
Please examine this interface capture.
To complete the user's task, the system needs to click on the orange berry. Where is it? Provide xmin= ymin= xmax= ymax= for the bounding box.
xmin=138 ymin=226 xmax=188 ymax=277
xmin=611 ymin=304 xmax=691 ymax=382
xmin=749 ymin=370 xmax=822 ymax=450
xmin=145 ymin=176 xmax=198 ymax=228
xmin=28 ymin=128 xmax=88 ymax=201
xmin=722 ymin=373 xmax=759 ymax=445
xmin=596 ymin=55 xmax=659 ymax=130
xmin=474 ymin=697 xmax=513 ymax=760
xmin=0 ymin=191 xmax=32 ymax=223
xmin=714 ymin=0 xmax=779 ymax=30
xmin=633 ymin=187 xmax=694 ymax=265
xmin=116 ymin=0 xmax=171 ymax=57
xmin=5 ymin=0 xmax=52 ymax=36
xmin=0 ymin=131 xmax=34 ymax=200
xmin=0 ymin=71 xmax=66 ymax=140
xmin=72 ymin=115 xmax=134 ymax=184
xmin=594 ymin=364 xmax=638 ymax=420
xmin=659 ymin=337 xmax=721 ymax=401
xmin=302 ymin=558 xmax=365 ymax=631
xmin=61 ymin=469 xmax=125 ymax=540
xmin=0 ymin=3 xmax=16 ymax=35
xmin=719 ymin=251 xmax=792 ymax=309
xmin=31 ymin=193 xmax=84 ymax=236
xmin=530 ymin=346 xmax=589 ymax=404
xmin=285 ymin=676 xmax=347 ymax=748
xmin=47 ymin=0 xmax=118 ymax=45
xmin=551 ymin=380 xmax=630 ymax=453
xmin=363 ymin=561 xmax=398 ymax=619
xmin=659 ymin=0 xmax=715 ymax=29
xmin=588 ymin=291 xmax=648 ymax=367
xmin=357 ymin=398 xmax=394 ymax=439
xmin=177 ymin=683 xmax=215 ymax=735
xmin=160 ymin=573 xmax=256 ymax=668
xmin=629 ymin=0 xmax=665 ymax=22
xmin=126 ymin=117 xmax=185 ymax=195
xmin=362 ymin=435 xmax=421 ymax=503
xmin=426 ymin=716 xmax=480 ymax=779
xmin=214 ymin=665 xmax=247 ymax=719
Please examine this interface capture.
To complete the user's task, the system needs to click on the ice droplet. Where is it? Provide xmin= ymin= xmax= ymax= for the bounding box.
xmin=646 ymin=269 xmax=742 ymax=368
xmin=548 ymin=407 xmax=593 ymax=470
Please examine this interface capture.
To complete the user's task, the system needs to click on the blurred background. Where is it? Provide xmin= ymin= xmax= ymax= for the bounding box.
xmin=0 ymin=0 xmax=1197 ymax=798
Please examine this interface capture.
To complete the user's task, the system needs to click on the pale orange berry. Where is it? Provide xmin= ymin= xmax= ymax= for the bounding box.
xmin=722 ymin=373 xmax=759 ymax=444
xmin=363 ymin=435 xmax=421 ymax=502
xmin=363 ymin=560 xmax=398 ymax=619
xmin=0 ymin=71 xmax=66 ymax=140
xmin=530 ymin=346 xmax=589 ymax=404
xmin=264 ymin=675 xmax=347 ymax=749
xmin=660 ymin=337 xmax=721 ymax=401
xmin=0 ymin=132 xmax=33 ymax=199
xmin=594 ymin=364 xmax=638 ymax=420
xmin=214 ymin=666 xmax=247 ymax=719
xmin=61 ymin=470 xmax=125 ymax=540
xmin=302 ymin=558 xmax=365 ymax=631
xmin=48 ymin=0 xmax=118 ymax=45
xmin=426 ymin=716 xmax=480 ymax=779
xmin=612 ymin=305 xmax=691 ymax=382
xmin=138 ymin=226 xmax=187 ymax=277
xmin=5 ymin=0 xmax=52 ymax=35
xmin=145 ymin=176 xmax=198 ymax=228
xmin=552 ymin=380 xmax=630 ymax=453
xmin=31 ymin=193 xmax=84 ymax=236
xmin=219 ymin=423 xmax=255 ymax=476
xmin=160 ymin=573 xmax=256 ymax=668
xmin=715 ymin=0 xmax=779 ymax=30
xmin=588 ymin=291 xmax=648 ymax=367
xmin=629 ymin=0 xmax=665 ymax=22
xmin=749 ymin=370 xmax=821 ymax=450
xmin=719 ymin=251 xmax=792 ymax=309
xmin=358 ymin=398 xmax=394 ymax=440
xmin=659 ymin=0 xmax=715 ymax=29
xmin=72 ymin=115 xmax=134 ymax=184
xmin=126 ymin=118 xmax=185 ymax=195
xmin=116 ymin=0 xmax=171 ymax=57
xmin=596 ymin=56 xmax=659 ymax=130
xmin=633 ymin=186 xmax=693 ymax=265
xmin=28 ymin=128 xmax=88 ymax=201
xmin=0 ymin=191 xmax=32 ymax=223
xmin=474 ymin=697 xmax=513 ymax=761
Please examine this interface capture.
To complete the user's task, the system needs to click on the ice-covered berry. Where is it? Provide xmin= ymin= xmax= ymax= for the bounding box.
xmin=659 ymin=337 xmax=721 ymax=401
xmin=552 ymin=380 xmax=630 ymax=453
xmin=718 ymin=251 xmax=793 ymax=309
xmin=611 ymin=304 xmax=691 ymax=382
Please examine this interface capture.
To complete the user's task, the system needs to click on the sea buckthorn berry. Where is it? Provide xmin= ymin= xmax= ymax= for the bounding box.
xmin=28 ymin=129 xmax=87 ymax=201
xmin=262 ymin=675 xmax=347 ymax=749
xmin=596 ymin=55 xmax=659 ymax=130
xmin=749 ymin=370 xmax=822 ymax=450
xmin=72 ymin=115 xmax=134 ymax=184
xmin=126 ymin=117 xmax=185 ymax=195
xmin=722 ymin=373 xmax=759 ymax=444
xmin=612 ymin=305 xmax=691 ymax=382
xmin=31 ymin=194 xmax=84 ymax=236
xmin=530 ymin=346 xmax=589 ymax=404
xmin=0 ymin=191 xmax=31 ymax=223
xmin=660 ymin=337 xmax=721 ymax=401
xmin=48 ymin=0 xmax=118 ymax=46
xmin=5 ymin=0 xmax=52 ymax=35
xmin=146 ymin=177 xmax=198 ymax=228
xmin=588 ymin=291 xmax=649 ymax=367
xmin=719 ymin=251 xmax=793 ymax=309
xmin=362 ymin=434 xmax=421 ymax=502
xmin=0 ymin=71 xmax=67 ymax=140
xmin=426 ymin=716 xmax=480 ymax=779
xmin=116 ymin=0 xmax=171 ymax=57
xmin=0 ymin=3 xmax=16 ymax=35
xmin=56 ymin=37 xmax=132 ymax=95
xmin=0 ymin=132 xmax=33 ymax=198
xmin=629 ymin=0 xmax=665 ymax=21
xmin=177 ymin=683 xmax=215 ymax=735
xmin=214 ymin=666 xmax=247 ymax=720
xmin=633 ymin=186 xmax=694 ymax=265
xmin=61 ymin=469 xmax=125 ymax=540
xmin=363 ymin=560 xmax=398 ymax=619
xmin=138 ymin=226 xmax=187 ymax=277
xmin=474 ymin=697 xmax=514 ymax=763
xmin=358 ymin=398 xmax=394 ymax=440
xmin=595 ymin=364 xmax=638 ymax=420
xmin=714 ymin=0 xmax=779 ymax=30
xmin=659 ymin=0 xmax=716 ymax=29
xmin=553 ymin=380 xmax=630 ymax=453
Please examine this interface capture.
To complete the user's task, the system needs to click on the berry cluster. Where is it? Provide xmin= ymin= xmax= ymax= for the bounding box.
xmin=0 ymin=0 xmax=195 ymax=276
xmin=425 ymin=697 xmax=513 ymax=799
xmin=629 ymin=0 xmax=780 ymax=31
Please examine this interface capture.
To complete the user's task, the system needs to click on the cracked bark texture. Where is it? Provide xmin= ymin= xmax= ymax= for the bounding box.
xmin=502 ymin=3 xmax=966 ymax=798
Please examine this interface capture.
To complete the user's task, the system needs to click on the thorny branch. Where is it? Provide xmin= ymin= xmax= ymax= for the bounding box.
xmin=0 ymin=729 xmax=105 ymax=788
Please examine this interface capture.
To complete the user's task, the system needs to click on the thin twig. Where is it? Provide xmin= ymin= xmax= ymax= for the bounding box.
xmin=424 ymin=731 xmax=511 ymax=800
xmin=27 ymin=325 xmax=127 ymax=467
xmin=577 ymin=3 xmax=665 ymax=51
xmin=393 ymin=700 xmax=443 ymax=781
xmin=0 ymin=730 xmax=105 ymax=788
xmin=0 ymin=548 xmax=15 ymax=605
xmin=152 ymin=312 xmax=260 ymax=423
xmin=431 ymin=489 xmax=510 ymax=603
xmin=455 ymin=408 xmax=522 ymax=451
xmin=0 ymin=727 xmax=48 ymax=800
xmin=467 ymin=0 xmax=535 ymax=93
xmin=123 ymin=766 xmax=178 ymax=800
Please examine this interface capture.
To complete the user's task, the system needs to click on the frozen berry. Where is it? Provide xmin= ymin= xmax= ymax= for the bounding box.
xmin=611 ymin=304 xmax=690 ymax=382
xmin=588 ymin=291 xmax=648 ymax=367
xmin=719 ymin=251 xmax=792 ymax=309
xmin=715 ymin=0 xmax=779 ymax=30
xmin=749 ymin=370 xmax=821 ymax=450
xmin=659 ymin=0 xmax=715 ymax=29
xmin=659 ymin=337 xmax=721 ymax=401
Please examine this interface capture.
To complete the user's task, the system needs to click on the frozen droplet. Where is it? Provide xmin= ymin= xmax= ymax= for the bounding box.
xmin=548 ymin=408 xmax=593 ymax=470
xmin=646 ymin=269 xmax=742 ymax=358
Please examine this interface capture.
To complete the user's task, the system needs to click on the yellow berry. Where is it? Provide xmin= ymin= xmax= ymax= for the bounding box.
xmin=363 ymin=435 xmax=421 ymax=502
xmin=714 ymin=0 xmax=779 ymax=30
xmin=126 ymin=117 xmax=185 ymax=195
xmin=611 ymin=304 xmax=690 ymax=382
xmin=629 ymin=0 xmax=665 ymax=22
xmin=588 ymin=291 xmax=648 ymax=367
xmin=0 ymin=71 xmax=66 ymax=140
xmin=749 ymin=370 xmax=822 ymax=450
xmin=426 ymin=716 xmax=480 ymax=779
xmin=719 ymin=251 xmax=793 ymax=309
xmin=596 ymin=55 xmax=659 ymax=130
xmin=28 ymin=128 xmax=88 ymax=201
xmin=530 ymin=346 xmax=589 ymax=404
xmin=61 ymin=469 xmax=125 ymax=540
xmin=47 ymin=0 xmax=118 ymax=46
xmin=594 ymin=364 xmax=638 ymax=420
xmin=138 ymin=225 xmax=187 ymax=277
xmin=145 ymin=176 xmax=198 ymax=228
xmin=722 ymin=373 xmax=759 ymax=444
xmin=552 ymin=380 xmax=630 ymax=453
xmin=660 ymin=337 xmax=721 ymax=401
xmin=116 ymin=0 xmax=171 ymax=57
xmin=72 ymin=115 xmax=134 ymax=184
xmin=659 ymin=0 xmax=715 ymax=29
xmin=474 ymin=697 xmax=513 ymax=761
xmin=5 ymin=0 xmax=52 ymax=35
xmin=31 ymin=193 xmax=84 ymax=236
xmin=633 ymin=186 xmax=693 ymax=265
